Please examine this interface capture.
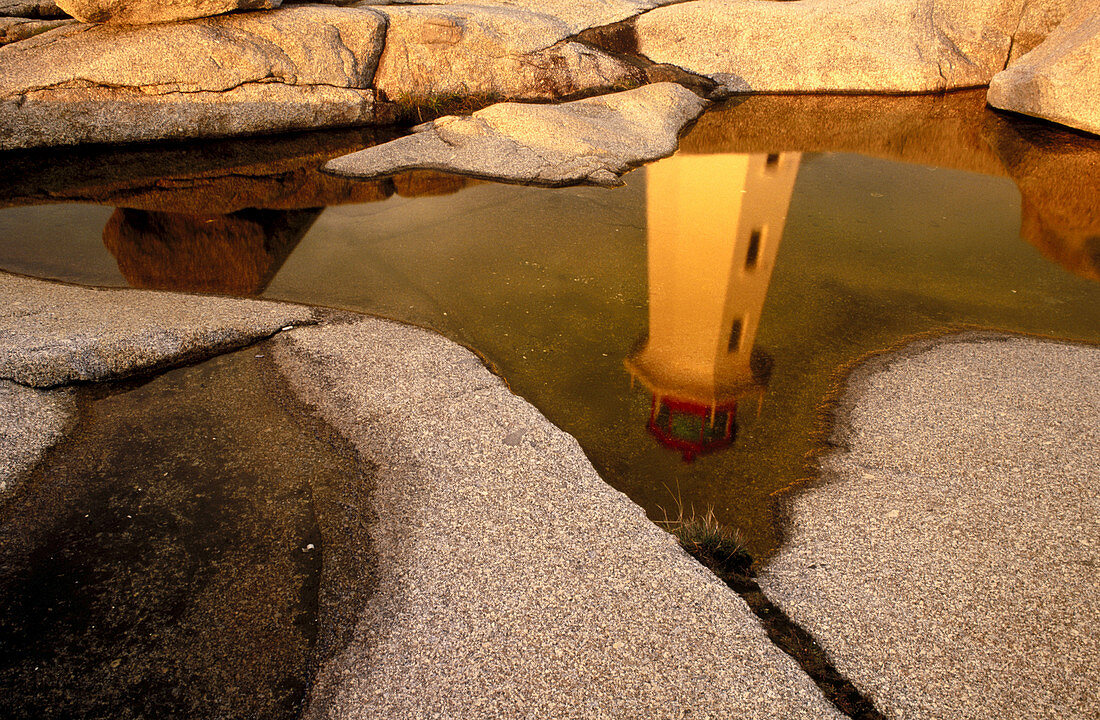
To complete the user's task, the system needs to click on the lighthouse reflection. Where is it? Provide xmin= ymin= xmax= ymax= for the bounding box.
xmin=626 ymin=151 xmax=801 ymax=461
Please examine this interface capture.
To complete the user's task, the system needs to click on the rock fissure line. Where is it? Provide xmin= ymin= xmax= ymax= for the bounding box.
xmin=725 ymin=572 xmax=887 ymax=720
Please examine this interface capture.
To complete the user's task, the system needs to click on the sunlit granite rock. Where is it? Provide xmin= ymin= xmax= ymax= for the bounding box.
xmin=275 ymin=316 xmax=844 ymax=720
xmin=0 ymin=15 xmax=74 ymax=45
xmin=760 ymin=332 xmax=1100 ymax=720
xmin=0 ymin=272 xmax=314 ymax=386
xmin=367 ymin=3 xmax=644 ymax=104
xmin=324 ymin=82 xmax=708 ymax=186
xmin=0 ymin=6 xmax=390 ymax=150
xmin=0 ymin=0 xmax=66 ymax=17
xmin=634 ymin=0 xmax=1071 ymax=94
xmin=988 ymin=5 xmax=1100 ymax=137
xmin=55 ymin=0 xmax=278 ymax=24
xmin=374 ymin=0 xmax=659 ymax=36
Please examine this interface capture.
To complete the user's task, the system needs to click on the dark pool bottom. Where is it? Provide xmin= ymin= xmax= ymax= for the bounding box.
xmin=0 ymin=346 xmax=361 ymax=720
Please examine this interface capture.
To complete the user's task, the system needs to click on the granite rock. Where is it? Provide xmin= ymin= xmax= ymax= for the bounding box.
xmin=0 ymin=14 xmax=75 ymax=45
xmin=760 ymin=333 xmax=1100 ymax=720
xmin=54 ymin=0 xmax=279 ymax=25
xmin=0 ymin=272 xmax=314 ymax=387
xmin=274 ymin=316 xmax=843 ymax=720
xmin=634 ymin=0 xmax=1067 ymax=94
xmin=324 ymin=82 xmax=707 ymax=186
xmin=988 ymin=5 xmax=1100 ymax=136
xmin=0 ymin=6 xmax=390 ymax=150
xmin=369 ymin=3 xmax=644 ymax=103
xmin=377 ymin=0 xmax=659 ymax=36
xmin=0 ymin=0 xmax=65 ymax=18
xmin=0 ymin=380 xmax=72 ymax=490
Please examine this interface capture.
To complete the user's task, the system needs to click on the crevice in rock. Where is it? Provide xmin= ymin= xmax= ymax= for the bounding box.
xmin=571 ymin=17 xmax=719 ymax=98
xmin=687 ymin=553 xmax=885 ymax=719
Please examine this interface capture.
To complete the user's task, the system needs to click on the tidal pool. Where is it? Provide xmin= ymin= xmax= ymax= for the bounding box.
xmin=1 ymin=93 xmax=1099 ymax=565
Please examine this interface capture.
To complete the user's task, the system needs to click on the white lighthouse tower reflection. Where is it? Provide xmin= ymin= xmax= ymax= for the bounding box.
xmin=625 ymin=151 xmax=801 ymax=461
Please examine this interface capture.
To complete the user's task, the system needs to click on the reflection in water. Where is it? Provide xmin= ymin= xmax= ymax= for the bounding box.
xmin=627 ymin=152 xmax=800 ymax=460
xmin=1 ymin=91 xmax=1099 ymax=563
xmin=103 ymin=208 xmax=321 ymax=295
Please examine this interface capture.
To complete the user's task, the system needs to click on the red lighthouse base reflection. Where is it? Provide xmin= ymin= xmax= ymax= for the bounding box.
xmin=646 ymin=396 xmax=738 ymax=463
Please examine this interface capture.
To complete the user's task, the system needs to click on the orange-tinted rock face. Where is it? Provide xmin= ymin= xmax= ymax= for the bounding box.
xmin=103 ymin=208 xmax=321 ymax=296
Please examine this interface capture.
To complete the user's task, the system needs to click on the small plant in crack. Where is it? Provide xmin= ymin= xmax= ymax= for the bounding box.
xmin=658 ymin=485 xmax=754 ymax=582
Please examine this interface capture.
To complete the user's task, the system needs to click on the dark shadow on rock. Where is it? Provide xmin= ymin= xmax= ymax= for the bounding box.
xmin=102 ymin=208 xmax=321 ymax=296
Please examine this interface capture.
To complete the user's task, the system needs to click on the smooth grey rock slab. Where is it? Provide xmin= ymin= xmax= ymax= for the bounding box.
xmin=0 ymin=380 xmax=72 ymax=490
xmin=55 ymin=0 xmax=279 ymax=24
xmin=368 ymin=3 xmax=644 ymax=103
xmin=634 ymin=0 xmax=1062 ymax=94
xmin=324 ymin=82 xmax=708 ymax=186
xmin=760 ymin=333 xmax=1100 ymax=720
xmin=0 ymin=14 xmax=74 ymax=45
xmin=274 ymin=317 xmax=842 ymax=720
xmin=0 ymin=5 xmax=389 ymax=150
xmin=989 ymin=5 xmax=1100 ymax=136
xmin=0 ymin=272 xmax=315 ymax=387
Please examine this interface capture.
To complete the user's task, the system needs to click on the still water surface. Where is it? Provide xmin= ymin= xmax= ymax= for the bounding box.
xmin=1 ymin=95 xmax=1099 ymax=561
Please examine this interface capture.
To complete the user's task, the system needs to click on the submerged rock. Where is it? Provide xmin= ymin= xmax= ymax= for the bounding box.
xmin=988 ymin=6 xmax=1100 ymax=137
xmin=0 ymin=6 xmax=390 ymax=150
xmin=324 ymin=82 xmax=708 ymax=186
xmin=0 ymin=128 xmax=396 ymax=213
xmin=370 ymin=4 xmax=644 ymax=104
xmin=55 ymin=0 xmax=279 ymax=25
xmin=634 ymin=0 xmax=1068 ymax=94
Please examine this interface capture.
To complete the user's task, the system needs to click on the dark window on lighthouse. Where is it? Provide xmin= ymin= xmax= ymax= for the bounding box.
xmin=765 ymin=153 xmax=781 ymax=171
xmin=745 ymin=229 xmax=762 ymax=269
xmin=728 ymin=318 xmax=744 ymax=352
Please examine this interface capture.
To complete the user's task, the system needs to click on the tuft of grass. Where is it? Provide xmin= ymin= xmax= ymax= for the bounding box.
xmin=658 ymin=485 xmax=754 ymax=580
xmin=388 ymin=90 xmax=499 ymax=126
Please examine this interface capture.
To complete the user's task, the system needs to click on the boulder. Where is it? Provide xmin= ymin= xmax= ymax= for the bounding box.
xmin=0 ymin=271 xmax=314 ymax=387
xmin=369 ymin=4 xmax=645 ymax=104
xmin=0 ymin=0 xmax=66 ymax=18
xmin=633 ymin=0 xmax=1067 ymax=94
xmin=988 ymin=6 xmax=1100 ymax=136
xmin=55 ymin=0 xmax=280 ymax=25
xmin=0 ymin=5 xmax=390 ymax=150
xmin=379 ymin=0 xmax=659 ymax=35
xmin=1006 ymin=0 xmax=1074 ymax=63
xmin=0 ymin=15 xmax=75 ymax=45
xmin=323 ymin=82 xmax=708 ymax=186
xmin=759 ymin=333 xmax=1100 ymax=720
